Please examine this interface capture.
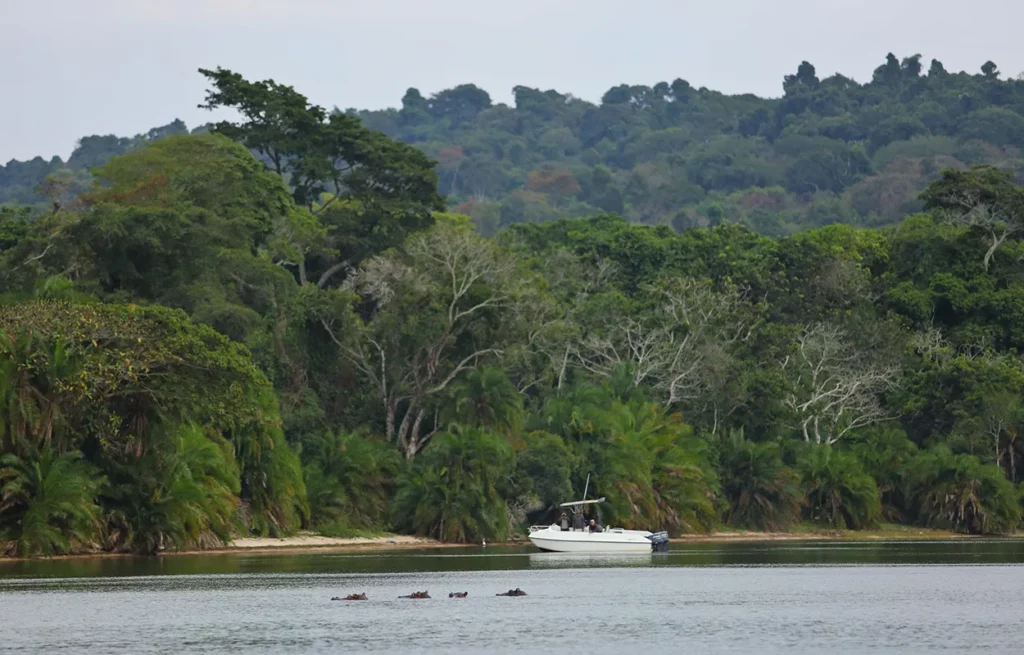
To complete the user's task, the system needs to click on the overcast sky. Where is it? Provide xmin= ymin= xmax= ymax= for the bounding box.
xmin=3 ymin=0 xmax=1024 ymax=162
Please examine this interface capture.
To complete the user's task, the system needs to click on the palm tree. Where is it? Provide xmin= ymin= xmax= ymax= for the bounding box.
xmin=392 ymin=425 xmax=514 ymax=542
xmin=105 ymin=423 xmax=240 ymax=554
xmin=719 ymin=429 xmax=803 ymax=531
xmin=304 ymin=430 xmax=400 ymax=529
xmin=391 ymin=466 xmax=452 ymax=540
xmin=906 ymin=445 xmax=1019 ymax=535
xmin=530 ymin=382 xmax=617 ymax=442
xmin=0 ymin=332 xmax=80 ymax=455
xmin=514 ymin=430 xmax=574 ymax=512
xmin=235 ymin=390 xmax=308 ymax=536
xmin=850 ymin=426 xmax=918 ymax=521
xmin=592 ymin=407 xmax=658 ymax=527
xmin=798 ymin=446 xmax=881 ymax=529
xmin=591 ymin=400 xmax=716 ymax=533
xmin=449 ymin=367 xmax=523 ymax=432
xmin=0 ymin=449 xmax=105 ymax=557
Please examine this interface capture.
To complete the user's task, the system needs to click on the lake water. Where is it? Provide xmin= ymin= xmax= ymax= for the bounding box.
xmin=2 ymin=540 xmax=1024 ymax=654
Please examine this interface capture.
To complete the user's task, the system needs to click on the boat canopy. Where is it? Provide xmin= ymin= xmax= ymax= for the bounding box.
xmin=559 ymin=498 xmax=606 ymax=507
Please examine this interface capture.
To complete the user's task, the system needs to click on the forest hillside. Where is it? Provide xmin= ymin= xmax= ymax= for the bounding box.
xmin=5 ymin=54 xmax=1024 ymax=235
xmin=3 ymin=62 xmax=1024 ymax=557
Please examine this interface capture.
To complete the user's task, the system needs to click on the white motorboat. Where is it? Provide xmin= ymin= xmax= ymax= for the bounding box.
xmin=527 ymin=498 xmax=670 ymax=554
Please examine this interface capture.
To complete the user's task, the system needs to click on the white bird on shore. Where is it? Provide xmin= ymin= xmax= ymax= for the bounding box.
xmin=482 ymin=538 xmax=487 ymax=547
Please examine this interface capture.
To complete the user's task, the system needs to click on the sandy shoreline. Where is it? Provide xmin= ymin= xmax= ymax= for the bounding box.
xmin=0 ymin=534 xmax=461 ymax=563
xmin=229 ymin=534 xmax=432 ymax=549
xmin=193 ymin=534 xmax=466 ymax=556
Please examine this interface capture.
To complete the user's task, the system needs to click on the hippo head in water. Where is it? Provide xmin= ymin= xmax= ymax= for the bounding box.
xmin=399 ymin=590 xmax=430 ymax=599
xmin=449 ymin=592 xmax=468 ymax=598
xmin=496 ymin=588 xmax=527 ymax=597
xmin=332 ymin=593 xmax=367 ymax=601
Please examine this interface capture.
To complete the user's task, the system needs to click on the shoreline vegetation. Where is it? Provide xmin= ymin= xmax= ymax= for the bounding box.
xmin=6 ymin=59 xmax=1024 ymax=559
xmin=0 ymin=526 xmax=1004 ymax=563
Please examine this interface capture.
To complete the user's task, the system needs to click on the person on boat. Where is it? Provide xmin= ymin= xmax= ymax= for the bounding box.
xmin=588 ymin=518 xmax=602 ymax=533
xmin=573 ymin=512 xmax=585 ymax=531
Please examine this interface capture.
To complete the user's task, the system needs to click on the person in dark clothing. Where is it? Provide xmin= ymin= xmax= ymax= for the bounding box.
xmin=588 ymin=518 xmax=601 ymax=533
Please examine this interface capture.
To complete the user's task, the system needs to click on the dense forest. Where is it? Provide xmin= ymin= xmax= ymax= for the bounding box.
xmin=5 ymin=54 xmax=1024 ymax=236
xmin=3 ymin=58 xmax=1024 ymax=557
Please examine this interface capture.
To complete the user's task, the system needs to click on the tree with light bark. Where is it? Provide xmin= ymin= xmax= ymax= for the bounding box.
xmin=335 ymin=220 xmax=519 ymax=458
xmin=499 ymin=249 xmax=619 ymax=395
xmin=783 ymin=323 xmax=902 ymax=445
xmin=573 ymin=276 xmax=755 ymax=423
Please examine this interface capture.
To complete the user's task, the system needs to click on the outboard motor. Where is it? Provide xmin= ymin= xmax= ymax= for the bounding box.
xmin=648 ymin=531 xmax=670 ymax=553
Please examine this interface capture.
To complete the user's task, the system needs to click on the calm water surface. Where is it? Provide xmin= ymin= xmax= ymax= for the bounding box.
xmin=2 ymin=540 xmax=1024 ymax=654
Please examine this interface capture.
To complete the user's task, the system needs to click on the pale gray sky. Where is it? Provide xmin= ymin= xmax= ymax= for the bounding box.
xmin=3 ymin=0 xmax=1023 ymax=162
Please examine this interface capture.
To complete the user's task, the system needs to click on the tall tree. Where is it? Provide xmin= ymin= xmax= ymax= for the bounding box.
xmin=920 ymin=166 xmax=1024 ymax=271
xmin=198 ymin=67 xmax=444 ymax=281
xmin=332 ymin=221 xmax=519 ymax=458
xmin=783 ymin=323 xmax=901 ymax=445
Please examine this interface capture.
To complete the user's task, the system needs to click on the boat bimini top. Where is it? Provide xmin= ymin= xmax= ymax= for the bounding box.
xmin=558 ymin=498 xmax=606 ymax=508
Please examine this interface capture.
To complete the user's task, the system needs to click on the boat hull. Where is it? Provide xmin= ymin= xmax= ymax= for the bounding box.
xmin=528 ymin=528 xmax=654 ymax=553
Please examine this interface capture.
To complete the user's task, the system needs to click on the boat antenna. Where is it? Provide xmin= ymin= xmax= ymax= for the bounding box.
xmin=582 ymin=473 xmax=590 ymax=502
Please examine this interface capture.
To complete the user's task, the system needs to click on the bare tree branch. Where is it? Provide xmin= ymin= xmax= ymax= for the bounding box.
xmin=783 ymin=323 xmax=901 ymax=444
xmin=316 ymin=259 xmax=353 ymax=288
xmin=11 ymin=243 xmax=54 ymax=272
xmin=340 ymin=224 xmax=515 ymax=457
